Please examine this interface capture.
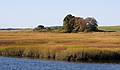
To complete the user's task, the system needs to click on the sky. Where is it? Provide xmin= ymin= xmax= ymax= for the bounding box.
xmin=0 ymin=0 xmax=120 ymax=28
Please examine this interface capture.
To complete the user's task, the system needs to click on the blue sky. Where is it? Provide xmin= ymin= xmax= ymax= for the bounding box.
xmin=0 ymin=0 xmax=120 ymax=28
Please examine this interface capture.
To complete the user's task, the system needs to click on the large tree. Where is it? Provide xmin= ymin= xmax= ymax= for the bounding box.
xmin=84 ymin=17 xmax=98 ymax=32
xmin=63 ymin=14 xmax=98 ymax=32
xmin=63 ymin=14 xmax=75 ymax=33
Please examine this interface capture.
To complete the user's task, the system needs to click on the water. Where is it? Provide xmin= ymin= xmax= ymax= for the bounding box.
xmin=0 ymin=57 xmax=120 ymax=70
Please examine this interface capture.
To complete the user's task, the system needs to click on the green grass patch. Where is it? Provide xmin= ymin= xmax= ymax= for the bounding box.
xmin=98 ymin=26 xmax=120 ymax=32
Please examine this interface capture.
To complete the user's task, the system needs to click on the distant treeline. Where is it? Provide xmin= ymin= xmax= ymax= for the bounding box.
xmin=0 ymin=14 xmax=119 ymax=32
xmin=33 ymin=14 xmax=101 ymax=33
xmin=0 ymin=28 xmax=21 ymax=30
xmin=33 ymin=25 xmax=62 ymax=32
xmin=34 ymin=14 xmax=120 ymax=33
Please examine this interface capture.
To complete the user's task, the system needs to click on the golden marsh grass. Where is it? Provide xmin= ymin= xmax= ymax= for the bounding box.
xmin=0 ymin=32 xmax=120 ymax=62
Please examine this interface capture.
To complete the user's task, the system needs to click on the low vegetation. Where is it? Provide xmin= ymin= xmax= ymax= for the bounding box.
xmin=0 ymin=32 xmax=120 ymax=63
xmin=99 ymin=26 xmax=120 ymax=32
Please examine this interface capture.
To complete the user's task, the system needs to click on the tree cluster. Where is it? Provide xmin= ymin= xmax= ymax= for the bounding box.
xmin=63 ymin=14 xmax=98 ymax=33
xmin=33 ymin=25 xmax=49 ymax=32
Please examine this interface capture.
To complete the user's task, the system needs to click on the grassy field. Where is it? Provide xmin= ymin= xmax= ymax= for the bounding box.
xmin=0 ymin=31 xmax=120 ymax=63
xmin=98 ymin=26 xmax=120 ymax=32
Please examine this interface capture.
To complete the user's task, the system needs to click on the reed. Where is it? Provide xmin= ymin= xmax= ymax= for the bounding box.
xmin=0 ymin=46 xmax=120 ymax=62
xmin=0 ymin=32 xmax=120 ymax=63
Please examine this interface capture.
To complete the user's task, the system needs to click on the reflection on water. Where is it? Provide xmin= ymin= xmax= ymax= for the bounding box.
xmin=0 ymin=57 xmax=120 ymax=70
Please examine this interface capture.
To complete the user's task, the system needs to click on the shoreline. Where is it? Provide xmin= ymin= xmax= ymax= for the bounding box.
xmin=0 ymin=46 xmax=120 ymax=64
xmin=0 ymin=56 xmax=120 ymax=64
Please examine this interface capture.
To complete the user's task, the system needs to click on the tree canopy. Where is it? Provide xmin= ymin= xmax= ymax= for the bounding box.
xmin=63 ymin=14 xmax=98 ymax=33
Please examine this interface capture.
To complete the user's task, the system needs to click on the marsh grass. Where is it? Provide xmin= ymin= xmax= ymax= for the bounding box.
xmin=0 ymin=46 xmax=120 ymax=63
xmin=0 ymin=32 xmax=120 ymax=63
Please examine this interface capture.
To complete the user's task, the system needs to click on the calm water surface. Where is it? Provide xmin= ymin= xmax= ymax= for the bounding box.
xmin=0 ymin=57 xmax=120 ymax=70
